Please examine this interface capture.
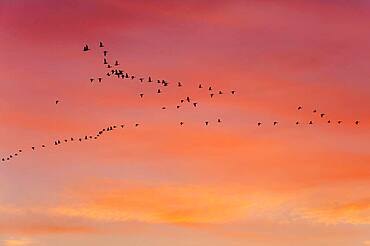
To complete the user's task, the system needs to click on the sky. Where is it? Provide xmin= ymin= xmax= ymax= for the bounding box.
xmin=0 ymin=0 xmax=370 ymax=245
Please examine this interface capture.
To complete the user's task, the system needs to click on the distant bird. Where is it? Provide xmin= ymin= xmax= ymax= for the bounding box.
xmin=99 ymin=41 xmax=104 ymax=47
xmin=115 ymin=60 xmax=119 ymax=66
xmin=55 ymin=100 xmax=59 ymax=104
xmin=313 ymin=109 xmax=317 ymax=113
xmin=177 ymin=105 xmax=180 ymax=109
xmin=298 ymin=106 xmax=302 ymax=110
xmin=79 ymin=138 xmax=82 ymax=141
xmin=296 ymin=121 xmax=299 ymax=125
xmin=42 ymin=145 xmax=45 ymax=148
xmin=98 ymin=78 xmax=102 ymax=82
xmin=148 ymin=76 xmax=152 ymax=82
xmin=104 ymin=58 xmax=108 ymax=64
xmin=328 ymin=120 xmax=331 ymax=123
xmin=178 ymin=82 xmax=182 ymax=87
xmin=31 ymin=147 xmax=35 ymax=150
xmin=106 ymin=73 xmax=111 ymax=77
xmin=231 ymin=90 xmax=236 ymax=95
xmin=107 ymin=64 xmax=111 ymax=68
xmin=14 ymin=153 xmax=18 ymax=156
xmin=205 ymin=121 xmax=209 ymax=126
xmin=209 ymin=86 xmax=212 ymax=91
xmin=131 ymin=75 xmax=135 ymax=79
xmin=320 ymin=113 xmax=325 ymax=118
xmin=355 ymin=121 xmax=360 ymax=125
xmin=180 ymin=122 xmax=184 ymax=126
xmin=19 ymin=150 xmax=22 ymax=153
xmin=90 ymin=78 xmax=94 ymax=82
xmin=193 ymin=103 xmax=197 ymax=107
xmin=186 ymin=97 xmax=190 ymax=102
xmin=121 ymin=125 xmax=124 ymax=128
xmin=162 ymin=107 xmax=166 ymax=110
xmin=273 ymin=121 xmax=278 ymax=126
xmin=103 ymin=50 xmax=108 ymax=56
xmin=157 ymin=89 xmax=161 ymax=93
xmin=140 ymin=93 xmax=144 ymax=98
xmin=181 ymin=99 xmax=184 ymax=103
xmin=210 ymin=93 xmax=214 ymax=98
xmin=218 ymin=119 xmax=221 ymax=123
xmin=71 ymin=138 xmax=74 ymax=141
xmin=219 ymin=91 xmax=223 ymax=95
xmin=83 ymin=44 xmax=90 ymax=52
xmin=338 ymin=121 xmax=342 ymax=124
xmin=139 ymin=78 xmax=144 ymax=82
xmin=309 ymin=121 xmax=313 ymax=125
xmin=199 ymin=84 xmax=202 ymax=89
xmin=257 ymin=122 xmax=262 ymax=126
xmin=135 ymin=123 xmax=139 ymax=127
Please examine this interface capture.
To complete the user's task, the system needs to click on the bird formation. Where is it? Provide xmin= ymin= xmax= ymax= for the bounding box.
xmin=1 ymin=41 xmax=363 ymax=164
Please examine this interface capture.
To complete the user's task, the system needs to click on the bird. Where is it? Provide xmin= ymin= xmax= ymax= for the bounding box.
xmin=104 ymin=58 xmax=108 ymax=64
xmin=115 ymin=60 xmax=119 ymax=66
xmin=217 ymin=119 xmax=221 ymax=123
xmin=55 ymin=100 xmax=59 ymax=104
xmin=355 ymin=121 xmax=360 ymax=125
xmin=193 ymin=103 xmax=197 ymax=107
xmin=98 ymin=78 xmax=102 ymax=82
xmin=157 ymin=89 xmax=161 ymax=94
xmin=186 ymin=97 xmax=190 ymax=102
xmin=148 ymin=77 xmax=152 ymax=82
xmin=309 ymin=121 xmax=313 ymax=125
xmin=296 ymin=121 xmax=299 ymax=125
xmin=257 ymin=122 xmax=262 ymax=126
xmin=103 ymin=50 xmax=108 ymax=56
xmin=178 ymin=82 xmax=182 ymax=87
xmin=71 ymin=138 xmax=74 ymax=141
xmin=177 ymin=105 xmax=180 ymax=109
xmin=205 ymin=121 xmax=209 ymax=126
xmin=328 ymin=120 xmax=331 ymax=123
xmin=338 ymin=121 xmax=342 ymax=124
xmin=79 ymin=138 xmax=82 ymax=141
xmin=180 ymin=99 xmax=184 ymax=103
xmin=31 ymin=147 xmax=35 ymax=150
xmin=219 ymin=91 xmax=223 ymax=95
xmin=135 ymin=123 xmax=139 ymax=127
xmin=162 ymin=107 xmax=166 ymax=110
xmin=90 ymin=78 xmax=94 ymax=82
xmin=121 ymin=125 xmax=124 ymax=128
xmin=298 ymin=106 xmax=302 ymax=110
xmin=19 ymin=150 xmax=22 ymax=153
xmin=140 ymin=93 xmax=144 ymax=98
xmin=313 ymin=109 xmax=317 ymax=113
xmin=139 ymin=78 xmax=144 ymax=82
xmin=180 ymin=122 xmax=184 ymax=126
xmin=106 ymin=72 xmax=111 ymax=77
xmin=273 ymin=121 xmax=278 ymax=126
xmin=210 ymin=93 xmax=214 ymax=98
xmin=42 ymin=145 xmax=45 ymax=148
xmin=99 ymin=41 xmax=104 ymax=47
xmin=83 ymin=44 xmax=90 ymax=51
xmin=131 ymin=75 xmax=135 ymax=79
xmin=199 ymin=84 xmax=202 ymax=89
xmin=320 ymin=113 xmax=325 ymax=118
xmin=209 ymin=86 xmax=212 ymax=91
xmin=231 ymin=90 xmax=236 ymax=95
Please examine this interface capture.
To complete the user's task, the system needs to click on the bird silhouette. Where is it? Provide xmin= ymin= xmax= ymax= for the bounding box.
xmin=103 ymin=50 xmax=108 ymax=56
xmin=193 ymin=103 xmax=197 ymax=107
xmin=309 ymin=121 xmax=313 ymax=125
xmin=99 ymin=42 xmax=104 ymax=47
xmin=140 ymin=93 xmax=144 ymax=98
xmin=320 ymin=113 xmax=325 ymax=118
xmin=83 ymin=44 xmax=90 ymax=51
xmin=135 ymin=123 xmax=139 ymax=127
xmin=338 ymin=121 xmax=342 ymax=124
xmin=115 ymin=61 xmax=119 ymax=66
xmin=313 ymin=110 xmax=317 ymax=113
xmin=157 ymin=89 xmax=161 ymax=94
xmin=209 ymin=87 xmax=212 ymax=91
xmin=219 ymin=91 xmax=223 ymax=95
xmin=98 ymin=78 xmax=102 ymax=82
xmin=296 ymin=121 xmax=299 ymax=125
xmin=104 ymin=58 xmax=108 ymax=64
xmin=273 ymin=121 xmax=278 ymax=126
xmin=139 ymin=78 xmax=144 ymax=82
xmin=162 ymin=107 xmax=166 ymax=110
xmin=298 ymin=106 xmax=302 ymax=110
xmin=355 ymin=121 xmax=360 ymax=125
xmin=177 ymin=105 xmax=180 ymax=109
xmin=210 ymin=94 xmax=214 ymax=98
xmin=199 ymin=84 xmax=202 ymax=89
xmin=180 ymin=122 xmax=184 ymax=126
xmin=178 ymin=82 xmax=182 ymax=87
xmin=148 ymin=77 xmax=152 ymax=82
xmin=231 ymin=90 xmax=236 ymax=95
xmin=218 ymin=119 xmax=221 ymax=123
xmin=55 ymin=100 xmax=59 ymax=104
xmin=186 ymin=97 xmax=190 ymax=102
xmin=31 ymin=147 xmax=35 ymax=150
xmin=90 ymin=78 xmax=94 ymax=82
xmin=258 ymin=122 xmax=262 ymax=126
xmin=205 ymin=121 xmax=209 ymax=126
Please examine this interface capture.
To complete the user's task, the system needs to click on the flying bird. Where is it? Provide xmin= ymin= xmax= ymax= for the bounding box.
xmin=140 ymin=93 xmax=144 ymax=98
xmin=355 ymin=121 xmax=360 ymax=125
xmin=273 ymin=121 xmax=278 ymax=126
xmin=199 ymin=84 xmax=202 ymax=89
xmin=298 ymin=106 xmax=302 ymax=110
xmin=55 ymin=100 xmax=59 ymax=104
xmin=98 ymin=78 xmax=102 ymax=82
xmin=320 ymin=113 xmax=325 ymax=118
xmin=99 ymin=41 xmax=104 ymax=47
xmin=83 ymin=44 xmax=90 ymax=51
xmin=103 ymin=50 xmax=108 ymax=56
xmin=257 ymin=122 xmax=262 ymax=126
xmin=205 ymin=121 xmax=209 ymax=126
xmin=231 ymin=90 xmax=236 ymax=95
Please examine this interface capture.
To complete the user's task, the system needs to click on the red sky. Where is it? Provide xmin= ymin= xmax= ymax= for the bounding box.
xmin=0 ymin=1 xmax=370 ymax=245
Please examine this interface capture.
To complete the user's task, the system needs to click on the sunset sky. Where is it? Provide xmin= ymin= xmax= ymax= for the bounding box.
xmin=0 ymin=0 xmax=370 ymax=245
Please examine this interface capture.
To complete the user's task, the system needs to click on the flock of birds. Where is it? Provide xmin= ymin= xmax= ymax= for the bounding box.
xmin=1 ymin=42 xmax=361 ymax=163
